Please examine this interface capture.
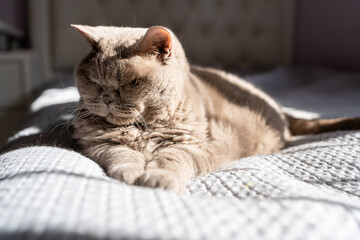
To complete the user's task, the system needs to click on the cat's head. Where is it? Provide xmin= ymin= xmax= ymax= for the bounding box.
xmin=72 ymin=25 xmax=189 ymax=126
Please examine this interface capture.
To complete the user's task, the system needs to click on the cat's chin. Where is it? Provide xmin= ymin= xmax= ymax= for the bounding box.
xmin=106 ymin=114 xmax=135 ymax=126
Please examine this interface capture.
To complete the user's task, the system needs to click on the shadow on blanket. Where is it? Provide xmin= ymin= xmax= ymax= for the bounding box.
xmin=1 ymin=102 xmax=78 ymax=153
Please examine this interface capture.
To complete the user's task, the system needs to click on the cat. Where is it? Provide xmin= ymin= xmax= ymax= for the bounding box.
xmin=71 ymin=25 xmax=360 ymax=192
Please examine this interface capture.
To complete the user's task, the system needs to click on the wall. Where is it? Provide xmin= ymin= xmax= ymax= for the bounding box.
xmin=0 ymin=0 xmax=27 ymax=30
xmin=0 ymin=0 xmax=28 ymax=48
xmin=296 ymin=0 xmax=360 ymax=71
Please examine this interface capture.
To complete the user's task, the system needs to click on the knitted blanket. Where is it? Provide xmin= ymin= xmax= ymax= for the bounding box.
xmin=1 ymin=68 xmax=360 ymax=239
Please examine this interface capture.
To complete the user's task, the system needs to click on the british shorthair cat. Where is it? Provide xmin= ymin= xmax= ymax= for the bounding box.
xmin=71 ymin=25 xmax=360 ymax=191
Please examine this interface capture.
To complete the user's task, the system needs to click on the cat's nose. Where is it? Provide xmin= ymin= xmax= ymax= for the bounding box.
xmin=102 ymin=94 xmax=113 ymax=105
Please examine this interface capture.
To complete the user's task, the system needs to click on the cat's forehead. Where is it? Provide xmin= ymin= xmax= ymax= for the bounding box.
xmin=95 ymin=26 xmax=147 ymax=46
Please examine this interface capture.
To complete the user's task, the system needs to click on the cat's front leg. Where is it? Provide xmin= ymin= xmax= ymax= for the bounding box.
xmin=135 ymin=145 xmax=208 ymax=192
xmin=87 ymin=145 xmax=145 ymax=185
xmin=106 ymin=150 xmax=145 ymax=185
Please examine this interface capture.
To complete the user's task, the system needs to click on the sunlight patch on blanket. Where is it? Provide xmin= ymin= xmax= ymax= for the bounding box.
xmin=30 ymin=87 xmax=80 ymax=112
xmin=7 ymin=126 xmax=41 ymax=143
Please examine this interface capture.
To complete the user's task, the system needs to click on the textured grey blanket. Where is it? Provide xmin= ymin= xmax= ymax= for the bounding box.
xmin=1 ymin=68 xmax=360 ymax=239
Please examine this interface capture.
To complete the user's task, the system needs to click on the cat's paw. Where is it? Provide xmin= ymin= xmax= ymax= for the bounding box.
xmin=135 ymin=169 xmax=184 ymax=192
xmin=107 ymin=163 xmax=144 ymax=184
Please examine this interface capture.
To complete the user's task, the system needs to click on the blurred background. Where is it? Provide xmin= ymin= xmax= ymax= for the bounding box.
xmin=0 ymin=0 xmax=360 ymax=146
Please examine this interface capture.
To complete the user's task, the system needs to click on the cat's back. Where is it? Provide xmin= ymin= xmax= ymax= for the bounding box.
xmin=189 ymin=66 xmax=289 ymax=159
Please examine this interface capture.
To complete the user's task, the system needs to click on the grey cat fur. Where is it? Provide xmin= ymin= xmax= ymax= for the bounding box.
xmin=71 ymin=25 xmax=360 ymax=191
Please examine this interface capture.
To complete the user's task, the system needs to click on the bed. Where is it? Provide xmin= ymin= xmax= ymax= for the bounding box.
xmin=1 ymin=1 xmax=360 ymax=239
xmin=1 ymin=67 xmax=360 ymax=239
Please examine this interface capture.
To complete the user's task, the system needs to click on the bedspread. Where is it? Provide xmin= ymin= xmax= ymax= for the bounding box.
xmin=1 ymin=68 xmax=360 ymax=239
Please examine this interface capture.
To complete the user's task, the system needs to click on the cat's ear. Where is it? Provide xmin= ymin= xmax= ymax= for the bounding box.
xmin=71 ymin=24 xmax=99 ymax=47
xmin=138 ymin=26 xmax=172 ymax=59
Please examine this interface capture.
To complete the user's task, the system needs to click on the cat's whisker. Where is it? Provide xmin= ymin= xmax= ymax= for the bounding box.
xmin=51 ymin=122 xmax=68 ymax=133
xmin=134 ymin=109 xmax=149 ymax=130
xmin=46 ymin=105 xmax=87 ymax=137
xmin=52 ymin=110 xmax=81 ymax=134
xmin=134 ymin=121 xmax=141 ymax=129
xmin=70 ymin=109 xmax=96 ymax=124
xmin=57 ymin=72 xmax=65 ymax=89
xmin=74 ymin=113 xmax=92 ymax=121
xmin=77 ymin=112 xmax=96 ymax=120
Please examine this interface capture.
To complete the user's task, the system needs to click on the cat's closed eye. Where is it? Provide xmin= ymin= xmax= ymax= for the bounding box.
xmin=82 ymin=80 xmax=102 ymax=96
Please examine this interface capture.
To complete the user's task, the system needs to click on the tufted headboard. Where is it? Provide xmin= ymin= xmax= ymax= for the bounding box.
xmin=30 ymin=0 xmax=295 ymax=81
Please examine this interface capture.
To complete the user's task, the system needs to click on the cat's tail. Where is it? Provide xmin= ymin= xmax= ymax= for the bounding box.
xmin=286 ymin=114 xmax=360 ymax=136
